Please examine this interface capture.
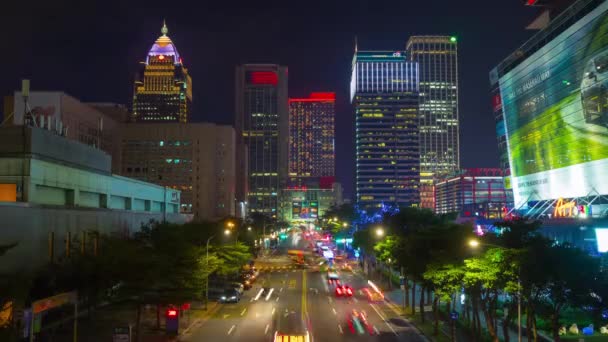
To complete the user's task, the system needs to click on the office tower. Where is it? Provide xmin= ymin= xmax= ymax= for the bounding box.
xmin=235 ymin=65 xmax=288 ymax=217
xmin=132 ymin=22 xmax=192 ymax=123
xmin=350 ymin=51 xmax=420 ymax=210
xmin=288 ymin=92 xmax=336 ymax=185
xmin=406 ymin=36 xmax=460 ymax=210
xmin=120 ymin=123 xmax=236 ymax=220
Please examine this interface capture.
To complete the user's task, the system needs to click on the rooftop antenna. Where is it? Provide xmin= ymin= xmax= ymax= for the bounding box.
xmin=354 ymin=35 xmax=358 ymax=52
xmin=161 ymin=19 xmax=168 ymax=36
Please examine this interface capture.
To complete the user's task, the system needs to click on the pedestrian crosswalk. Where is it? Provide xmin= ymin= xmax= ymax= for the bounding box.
xmin=256 ymin=265 xmax=302 ymax=272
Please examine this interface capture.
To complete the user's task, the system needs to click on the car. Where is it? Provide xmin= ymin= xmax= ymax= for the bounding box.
xmin=273 ymin=331 xmax=310 ymax=342
xmin=581 ymin=48 xmax=608 ymax=127
xmin=346 ymin=309 xmax=374 ymax=335
xmin=219 ymin=289 xmax=240 ymax=303
xmin=335 ymin=285 xmax=353 ymax=297
xmin=363 ymin=288 xmax=384 ymax=302
xmin=327 ymin=272 xmax=340 ymax=284
xmin=230 ymin=282 xmax=244 ymax=294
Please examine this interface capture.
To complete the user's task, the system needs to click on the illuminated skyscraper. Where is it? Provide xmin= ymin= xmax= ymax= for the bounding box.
xmin=351 ymin=51 xmax=420 ymax=210
xmin=132 ymin=22 xmax=192 ymax=123
xmin=288 ymin=92 xmax=335 ymax=185
xmin=235 ymin=64 xmax=288 ymax=217
xmin=406 ymin=36 xmax=460 ymax=210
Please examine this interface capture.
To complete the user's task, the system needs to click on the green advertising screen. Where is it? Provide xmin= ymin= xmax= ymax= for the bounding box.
xmin=499 ymin=2 xmax=608 ymax=205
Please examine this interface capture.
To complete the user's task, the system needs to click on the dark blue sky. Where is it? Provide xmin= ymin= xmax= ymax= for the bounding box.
xmin=3 ymin=0 xmax=539 ymax=199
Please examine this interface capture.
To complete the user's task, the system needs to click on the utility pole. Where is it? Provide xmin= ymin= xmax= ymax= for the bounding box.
xmin=518 ymin=276 xmax=522 ymax=342
xmin=400 ymin=266 xmax=406 ymax=310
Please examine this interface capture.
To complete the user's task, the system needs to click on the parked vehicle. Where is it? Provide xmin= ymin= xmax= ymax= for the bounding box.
xmin=220 ymin=289 xmax=240 ymax=303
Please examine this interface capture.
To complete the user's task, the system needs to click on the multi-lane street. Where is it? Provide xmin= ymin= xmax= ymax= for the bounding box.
xmin=182 ymin=233 xmax=426 ymax=342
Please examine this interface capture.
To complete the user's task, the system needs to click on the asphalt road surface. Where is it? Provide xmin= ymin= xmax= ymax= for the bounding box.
xmin=181 ymin=232 xmax=427 ymax=342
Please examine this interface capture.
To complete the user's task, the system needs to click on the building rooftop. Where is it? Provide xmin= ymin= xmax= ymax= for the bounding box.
xmin=146 ymin=21 xmax=181 ymax=65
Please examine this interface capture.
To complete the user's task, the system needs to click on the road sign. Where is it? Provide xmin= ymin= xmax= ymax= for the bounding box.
xmin=399 ymin=276 xmax=405 ymax=285
xmin=450 ymin=311 xmax=459 ymax=320
xmin=113 ymin=326 xmax=131 ymax=342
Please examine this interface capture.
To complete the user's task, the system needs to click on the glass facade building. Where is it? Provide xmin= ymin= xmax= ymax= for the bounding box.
xmin=235 ymin=65 xmax=288 ymax=217
xmin=132 ymin=22 xmax=192 ymax=123
xmin=350 ymin=51 xmax=420 ymax=209
xmin=288 ymin=92 xmax=335 ymax=186
xmin=406 ymin=36 xmax=460 ymax=210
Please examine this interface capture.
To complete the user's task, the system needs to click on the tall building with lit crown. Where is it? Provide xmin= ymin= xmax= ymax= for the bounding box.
xmin=406 ymin=36 xmax=460 ymax=210
xmin=132 ymin=21 xmax=192 ymax=123
xmin=235 ymin=64 xmax=288 ymax=217
xmin=288 ymin=92 xmax=335 ymax=185
xmin=351 ymin=51 xmax=420 ymax=210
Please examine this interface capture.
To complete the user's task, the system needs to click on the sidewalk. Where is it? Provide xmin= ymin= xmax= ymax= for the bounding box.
xmin=356 ymin=260 xmax=551 ymax=342
xmin=46 ymin=300 xmax=219 ymax=342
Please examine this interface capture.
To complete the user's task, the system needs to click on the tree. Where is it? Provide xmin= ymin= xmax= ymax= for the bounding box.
xmin=424 ymin=263 xmax=464 ymax=340
xmin=0 ymin=243 xmax=28 ymax=342
xmin=463 ymin=248 xmax=519 ymax=342
xmin=532 ymin=243 xmax=601 ymax=341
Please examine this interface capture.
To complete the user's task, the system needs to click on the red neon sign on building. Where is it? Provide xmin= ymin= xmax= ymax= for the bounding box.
xmin=249 ymin=71 xmax=278 ymax=85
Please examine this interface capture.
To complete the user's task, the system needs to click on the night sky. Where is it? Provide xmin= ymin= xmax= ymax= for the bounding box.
xmin=3 ymin=0 xmax=539 ymax=199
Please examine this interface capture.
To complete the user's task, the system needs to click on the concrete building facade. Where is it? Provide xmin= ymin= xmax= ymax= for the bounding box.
xmin=435 ymin=168 xmax=513 ymax=219
xmin=0 ymin=126 xmax=188 ymax=271
xmin=120 ymin=123 xmax=236 ymax=220
xmin=7 ymin=91 xmax=123 ymax=174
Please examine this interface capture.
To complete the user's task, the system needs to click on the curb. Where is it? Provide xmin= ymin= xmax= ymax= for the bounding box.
xmin=178 ymin=303 xmax=221 ymax=339
xmin=351 ymin=267 xmax=430 ymax=341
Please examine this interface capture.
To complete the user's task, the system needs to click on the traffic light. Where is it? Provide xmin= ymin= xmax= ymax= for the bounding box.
xmin=166 ymin=308 xmax=179 ymax=334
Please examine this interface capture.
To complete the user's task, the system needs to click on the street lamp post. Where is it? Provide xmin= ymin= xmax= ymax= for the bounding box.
xmin=205 ymin=235 xmax=215 ymax=310
xmin=469 ymin=239 xmax=521 ymax=342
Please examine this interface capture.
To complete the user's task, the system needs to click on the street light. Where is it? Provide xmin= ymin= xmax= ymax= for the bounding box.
xmin=224 ymin=229 xmax=231 ymax=236
xmin=467 ymin=239 xmax=521 ymax=342
xmin=226 ymin=221 xmax=235 ymax=229
xmin=247 ymin=226 xmax=252 ymax=231
xmin=375 ymin=227 xmax=385 ymax=238
xmin=342 ymin=222 xmax=348 ymax=228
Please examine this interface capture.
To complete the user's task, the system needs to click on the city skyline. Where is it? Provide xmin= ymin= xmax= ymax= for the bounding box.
xmin=3 ymin=1 xmax=541 ymax=198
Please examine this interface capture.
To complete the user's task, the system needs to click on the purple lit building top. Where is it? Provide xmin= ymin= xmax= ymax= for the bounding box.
xmin=146 ymin=21 xmax=181 ymax=65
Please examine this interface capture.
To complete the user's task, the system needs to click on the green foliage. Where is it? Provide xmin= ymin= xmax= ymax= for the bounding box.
xmin=213 ymin=242 xmax=252 ymax=276
xmin=423 ymin=263 xmax=464 ymax=302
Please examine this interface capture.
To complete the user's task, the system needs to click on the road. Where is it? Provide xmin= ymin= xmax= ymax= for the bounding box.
xmin=181 ymin=233 xmax=426 ymax=342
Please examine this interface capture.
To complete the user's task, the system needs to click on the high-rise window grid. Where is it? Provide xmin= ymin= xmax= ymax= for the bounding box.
xmin=351 ymin=51 xmax=421 ymax=209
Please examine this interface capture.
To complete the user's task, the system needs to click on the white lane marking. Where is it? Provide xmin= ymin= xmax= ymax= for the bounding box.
xmin=353 ymin=297 xmax=359 ymax=303
xmin=323 ymin=278 xmax=330 ymax=293
xmin=338 ymin=324 xmax=343 ymax=334
xmin=275 ymin=296 xmax=280 ymax=302
xmin=279 ymin=287 xmax=284 ymax=293
xmin=370 ymin=304 xmax=398 ymax=336
xmin=240 ymin=308 xmax=247 ymax=316
xmin=373 ymin=326 xmax=380 ymax=335
xmin=327 ymin=296 xmax=333 ymax=304
xmin=254 ymin=288 xmax=265 ymax=301
xmin=332 ymin=308 xmax=337 ymax=315
xmin=265 ymin=324 xmax=270 ymax=334
xmin=227 ymin=325 xmax=236 ymax=335
xmin=265 ymin=288 xmax=274 ymax=301
xmin=271 ymin=307 xmax=276 ymax=315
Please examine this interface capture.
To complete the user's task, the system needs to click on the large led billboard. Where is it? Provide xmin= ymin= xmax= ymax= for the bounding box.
xmin=499 ymin=2 xmax=608 ymax=205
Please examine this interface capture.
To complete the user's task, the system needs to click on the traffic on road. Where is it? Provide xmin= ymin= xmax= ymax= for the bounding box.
xmin=181 ymin=228 xmax=426 ymax=342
